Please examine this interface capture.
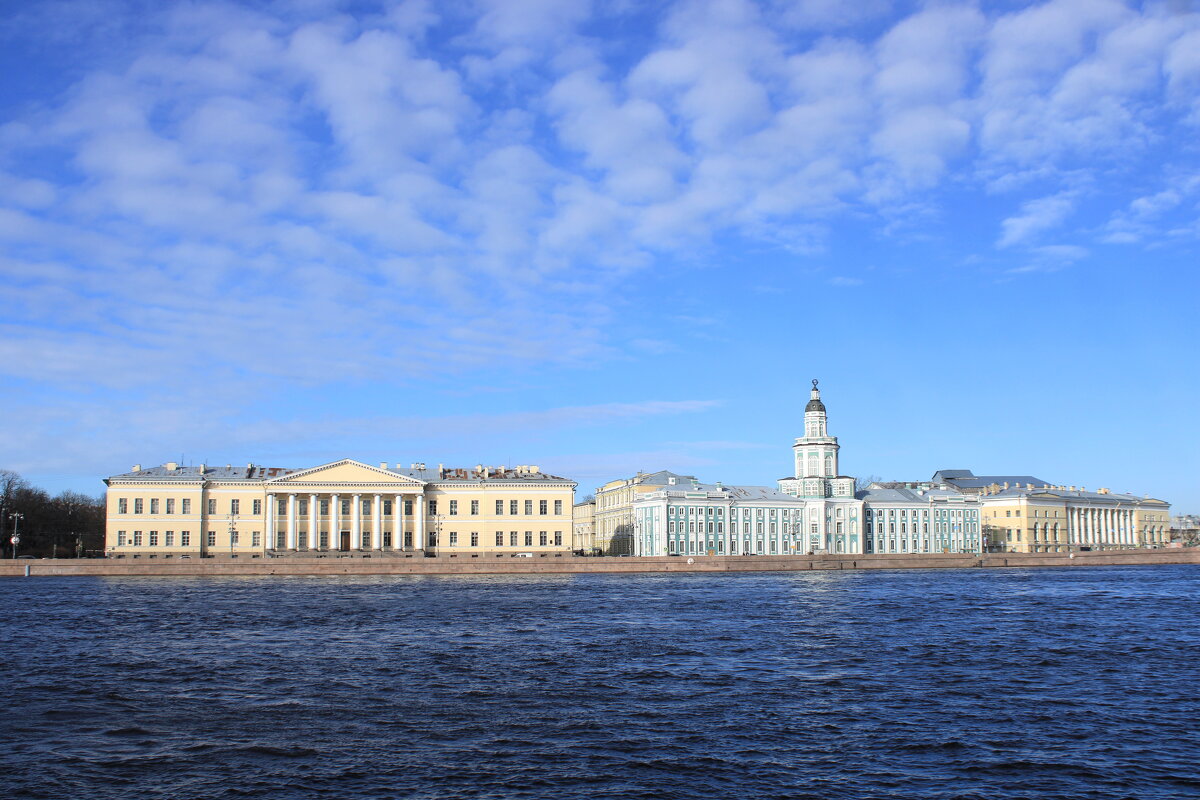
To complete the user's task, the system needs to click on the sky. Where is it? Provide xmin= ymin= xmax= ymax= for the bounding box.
xmin=0 ymin=0 xmax=1197 ymax=511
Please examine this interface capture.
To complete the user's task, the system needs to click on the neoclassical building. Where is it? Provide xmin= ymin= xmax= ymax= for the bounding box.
xmin=105 ymin=459 xmax=575 ymax=558
xmin=777 ymin=380 xmax=863 ymax=554
xmin=859 ymin=485 xmax=984 ymax=554
xmin=632 ymin=481 xmax=808 ymax=556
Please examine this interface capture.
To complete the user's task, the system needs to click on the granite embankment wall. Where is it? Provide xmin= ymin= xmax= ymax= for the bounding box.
xmin=1 ymin=549 xmax=1197 ymax=577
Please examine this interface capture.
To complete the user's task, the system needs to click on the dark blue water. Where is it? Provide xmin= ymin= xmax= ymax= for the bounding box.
xmin=1 ymin=567 xmax=1197 ymax=799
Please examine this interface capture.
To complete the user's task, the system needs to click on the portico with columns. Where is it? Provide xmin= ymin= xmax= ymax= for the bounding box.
xmin=265 ymin=460 xmax=428 ymax=553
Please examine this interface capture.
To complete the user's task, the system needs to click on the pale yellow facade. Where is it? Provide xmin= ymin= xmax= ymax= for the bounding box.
xmin=106 ymin=460 xmax=575 ymax=558
xmin=980 ymin=485 xmax=1170 ymax=553
xmin=594 ymin=471 xmax=695 ymax=555
xmin=572 ymin=500 xmax=595 ymax=554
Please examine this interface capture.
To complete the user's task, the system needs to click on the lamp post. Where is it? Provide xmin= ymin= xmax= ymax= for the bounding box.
xmin=11 ymin=512 xmax=23 ymax=558
xmin=228 ymin=513 xmax=238 ymax=557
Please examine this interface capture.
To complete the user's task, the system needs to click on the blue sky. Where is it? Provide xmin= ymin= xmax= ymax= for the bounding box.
xmin=1 ymin=0 xmax=1197 ymax=511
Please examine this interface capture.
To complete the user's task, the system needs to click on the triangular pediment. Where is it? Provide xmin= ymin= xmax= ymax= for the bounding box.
xmin=266 ymin=459 xmax=426 ymax=487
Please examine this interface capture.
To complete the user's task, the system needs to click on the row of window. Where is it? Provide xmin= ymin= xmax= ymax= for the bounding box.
xmin=120 ymin=497 xmax=566 ymax=517
xmin=867 ymin=522 xmax=980 ymax=534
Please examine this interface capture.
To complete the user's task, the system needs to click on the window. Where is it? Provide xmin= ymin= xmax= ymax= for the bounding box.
xmin=277 ymin=531 xmax=286 ymax=548
xmin=510 ymin=531 xmax=518 ymax=546
xmin=539 ymin=500 xmax=548 ymax=515
xmin=525 ymin=500 xmax=533 ymax=515
xmin=525 ymin=531 xmax=533 ymax=546
xmin=117 ymin=531 xmax=127 ymax=546
xmin=252 ymin=532 xmax=261 ymax=547
xmin=471 ymin=500 xmax=479 ymax=515
xmin=450 ymin=500 xmax=458 ymax=516
xmin=231 ymin=530 xmax=239 ymax=545
xmin=150 ymin=499 xmax=159 ymax=514
xmin=497 ymin=500 xmax=504 ymax=514
xmin=449 ymin=531 xmax=458 ymax=546
xmin=181 ymin=531 xmax=190 ymax=546
xmin=165 ymin=531 xmax=174 ymax=546
xmin=428 ymin=500 xmax=436 ymax=515
xmin=321 ymin=499 xmax=330 ymax=514
xmin=471 ymin=532 xmax=479 ymax=547
xmin=118 ymin=498 xmax=128 ymax=514
xmin=134 ymin=499 xmax=144 ymax=514
xmin=133 ymin=531 xmax=143 ymax=546
xmin=539 ymin=531 xmax=547 ymax=546
xmin=208 ymin=499 xmax=216 ymax=515
xmin=554 ymin=500 xmax=562 ymax=515
xmin=231 ymin=499 xmax=240 ymax=515
xmin=554 ymin=531 xmax=562 ymax=546
xmin=404 ymin=500 xmax=413 ymax=515
xmin=342 ymin=499 xmax=351 ymax=515
xmin=383 ymin=531 xmax=392 ymax=548
xmin=510 ymin=500 xmax=518 ymax=515
xmin=363 ymin=499 xmax=371 ymax=515
xmin=166 ymin=498 xmax=175 ymax=515
xmin=496 ymin=532 xmax=504 ymax=546
xmin=253 ymin=499 xmax=262 ymax=515
xmin=207 ymin=531 xmax=216 ymax=547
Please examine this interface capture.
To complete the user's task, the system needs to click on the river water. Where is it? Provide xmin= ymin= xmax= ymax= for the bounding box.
xmin=0 ymin=566 xmax=1196 ymax=799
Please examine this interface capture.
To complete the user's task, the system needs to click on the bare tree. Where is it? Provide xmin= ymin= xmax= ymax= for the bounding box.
xmin=855 ymin=475 xmax=884 ymax=492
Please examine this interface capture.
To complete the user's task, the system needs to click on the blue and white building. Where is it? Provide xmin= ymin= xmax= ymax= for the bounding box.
xmin=858 ymin=485 xmax=983 ymax=554
xmin=632 ymin=481 xmax=808 ymax=556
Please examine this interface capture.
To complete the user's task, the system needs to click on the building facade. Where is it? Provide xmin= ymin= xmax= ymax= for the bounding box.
xmin=859 ymin=486 xmax=983 ymax=554
xmin=632 ymin=482 xmax=808 ymax=556
xmin=593 ymin=470 xmax=696 ymax=555
xmin=978 ymin=484 xmax=1171 ymax=553
xmin=105 ymin=459 xmax=575 ymax=558
xmin=572 ymin=500 xmax=596 ymax=554
xmin=777 ymin=380 xmax=863 ymax=554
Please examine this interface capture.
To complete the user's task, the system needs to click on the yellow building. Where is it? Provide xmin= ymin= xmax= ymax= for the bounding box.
xmin=105 ymin=459 xmax=575 ymax=558
xmin=979 ymin=483 xmax=1170 ymax=553
xmin=594 ymin=470 xmax=696 ymax=555
xmin=572 ymin=499 xmax=595 ymax=554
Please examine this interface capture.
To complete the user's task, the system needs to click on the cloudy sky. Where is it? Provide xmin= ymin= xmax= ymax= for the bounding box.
xmin=1 ymin=0 xmax=1197 ymax=509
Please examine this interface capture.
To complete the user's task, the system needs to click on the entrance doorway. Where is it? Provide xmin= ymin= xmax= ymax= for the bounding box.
xmin=340 ymin=531 xmax=350 ymax=551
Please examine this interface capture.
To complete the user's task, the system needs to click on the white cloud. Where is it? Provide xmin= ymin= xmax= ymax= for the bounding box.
xmin=998 ymin=191 xmax=1078 ymax=248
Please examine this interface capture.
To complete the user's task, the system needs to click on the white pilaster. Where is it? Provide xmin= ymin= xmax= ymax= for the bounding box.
xmin=393 ymin=494 xmax=402 ymax=549
xmin=266 ymin=493 xmax=276 ymax=550
xmin=286 ymin=493 xmax=297 ymax=550
xmin=308 ymin=494 xmax=318 ymax=549
xmin=372 ymin=494 xmax=382 ymax=550
xmin=330 ymin=494 xmax=340 ymax=551
xmin=416 ymin=494 xmax=425 ymax=550
xmin=352 ymin=493 xmax=362 ymax=549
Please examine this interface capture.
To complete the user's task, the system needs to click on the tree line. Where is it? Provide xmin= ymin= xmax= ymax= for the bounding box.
xmin=0 ymin=470 xmax=106 ymax=558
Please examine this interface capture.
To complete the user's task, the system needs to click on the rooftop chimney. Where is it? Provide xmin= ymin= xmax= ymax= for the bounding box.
xmin=1003 ymin=482 xmax=1009 ymax=490
xmin=380 ymin=462 xmax=388 ymax=470
xmin=166 ymin=462 xmax=178 ymax=471
xmin=530 ymin=465 xmax=539 ymax=474
xmin=131 ymin=464 xmax=141 ymax=472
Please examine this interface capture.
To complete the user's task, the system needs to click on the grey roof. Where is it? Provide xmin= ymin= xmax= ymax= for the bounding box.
xmin=642 ymin=482 xmax=806 ymax=504
xmin=983 ymin=486 xmax=1163 ymax=504
xmin=933 ymin=470 xmax=1050 ymax=489
xmin=637 ymin=469 xmax=698 ymax=485
xmin=108 ymin=461 xmax=573 ymax=485
xmin=106 ymin=464 xmax=297 ymax=482
xmin=859 ymin=487 xmax=975 ymax=504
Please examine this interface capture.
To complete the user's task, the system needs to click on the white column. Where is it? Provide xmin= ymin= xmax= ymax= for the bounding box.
xmin=416 ymin=494 xmax=425 ymax=550
xmin=286 ymin=494 xmax=297 ymax=550
xmin=392 ymin=494 xmax=402 ymax=550
xmin=266 ymin=493 xmax=276 ymax=550
xmin=399 ymin=495 xmax=408 ymax=550
xmin=352 ymin=493 xmax=362 ymax=549
xmin=312 ymin=494 xmax=321 ymax=551
xmin=330 ymin=494 xmax=340 ymax=551
xmin=372 ymin=494 xmax=382 ymax=550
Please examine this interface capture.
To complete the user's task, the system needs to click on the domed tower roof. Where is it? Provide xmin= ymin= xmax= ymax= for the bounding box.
xmin=805 ymin=379 xmax=825 ymax=413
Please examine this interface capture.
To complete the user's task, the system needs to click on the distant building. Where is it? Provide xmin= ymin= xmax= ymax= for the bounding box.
xmin=572 ymin=499 xmax=596 ymax=554
xmin=977 ymin=484 xmax=1170 ymax=553
xmin=1170 ymin=515 xmax=1199 ymax=546
xmin=594 ymin=470 xmax=697 ymax=555
xmin=105 ymin=459 xmax=575 ymax=558
xmin=858 ymin=486 xmax=983 ymax=554
xmin=632 ymin=481 xmax=807 ymax=556
xmin=932 ymin=470 xmax=1052 ymax=495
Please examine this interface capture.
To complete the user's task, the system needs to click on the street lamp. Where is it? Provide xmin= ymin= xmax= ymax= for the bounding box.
xmin=10 ymin=512 xmax=23 ymax=558
xmin=228 ymin=513 xmax=239 ymax=557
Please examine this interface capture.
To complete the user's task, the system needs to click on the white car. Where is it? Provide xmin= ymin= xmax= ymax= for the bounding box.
xmin=514 ymin=552 xmax=534 ymax=558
